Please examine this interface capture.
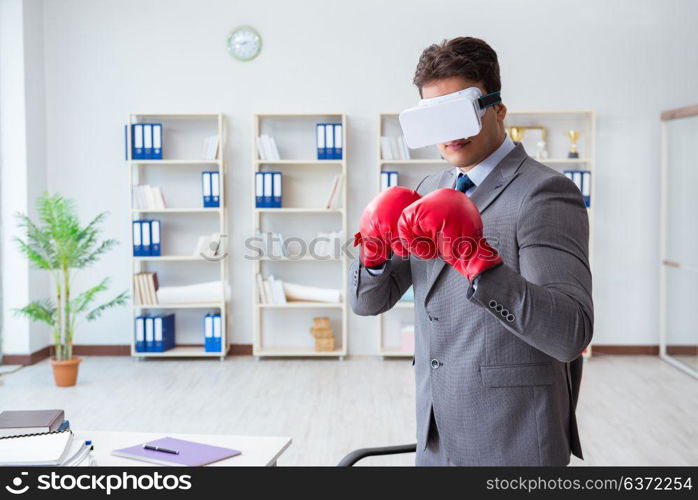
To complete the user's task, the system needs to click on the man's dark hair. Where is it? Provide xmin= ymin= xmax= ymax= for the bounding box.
xmin=413 ymin=37 xmax=501 ymax=97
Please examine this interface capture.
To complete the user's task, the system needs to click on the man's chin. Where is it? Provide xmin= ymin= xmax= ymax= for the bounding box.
xmin=443 ymin=151 xmax=477 ymax=169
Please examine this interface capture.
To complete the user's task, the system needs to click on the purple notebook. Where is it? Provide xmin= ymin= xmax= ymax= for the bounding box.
xmin=112 ymin=437 xmax=241 ymax=466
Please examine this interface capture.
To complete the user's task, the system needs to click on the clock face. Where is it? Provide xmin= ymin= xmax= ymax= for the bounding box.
xmin=227 ymin=26 xmax=262 ymax=61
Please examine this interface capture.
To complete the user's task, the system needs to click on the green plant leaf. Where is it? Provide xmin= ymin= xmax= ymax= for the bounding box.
xmin=14 ymin=299 xmax=56 ymax=326
xmin=85 ymin=290 xmax=129 ymax=322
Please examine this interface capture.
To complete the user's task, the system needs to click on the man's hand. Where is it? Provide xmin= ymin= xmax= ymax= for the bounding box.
xmin=353 ymin=186 xmax=422 ymax=267
xmin=397 ymin=188 xmax=502 ymax=281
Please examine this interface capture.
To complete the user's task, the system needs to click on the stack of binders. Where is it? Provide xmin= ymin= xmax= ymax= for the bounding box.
xmin=254 ymin=171 xmax=282 ymax=208
xmin=132 ymin=220 xmax=161 ymax=256
xmin=135 ymin=314 xmax=175 ymax=353
xmin=563 ymin=170 xmax=591 ymax=207
xmin=380 ymin=171 xmax=399 ymax=191
xmin=201 ymin=171 xmax=221 ymax=208
xmin=129 ymin=123 xmax=163 ymax=160
xmin=204 ymin=313 xmax=222 ymax=352
xmin=316 ymin=123 xmax=343 ymax=160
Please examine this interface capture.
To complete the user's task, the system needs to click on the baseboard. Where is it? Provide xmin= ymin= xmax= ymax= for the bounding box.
xmin=2 ymin=343 xmax=255 ymax=366
xmin=4 ymin=344 xmax=689 ymax=367
xmin=2 ymin=346 xmax=51 ymax=366
xmin=592 ymin=345 xmax=660 ymax=355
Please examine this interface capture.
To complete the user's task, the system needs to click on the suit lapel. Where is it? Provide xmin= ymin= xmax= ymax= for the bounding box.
xmin=422 ymin=142 xmax=529 ymax=304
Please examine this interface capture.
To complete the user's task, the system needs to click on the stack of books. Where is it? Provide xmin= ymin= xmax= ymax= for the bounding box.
xmin=129 ymin=123 xmax=163 ymax=160
xmin=254 ymin=171 xmax=282 ymax=208
xmin=256 ymin=230 xmax=287 ymax=258
xmin=255 ymin=134 xmax=281 ymax=160
xmin=133 ymin=272 xmax=159 ymax=305
xmin=316 ymin=123 xmax=343 ymax=160
xmin=132 ymin=220 xmax=161 ymax=256
xmin=201 ymin=171 xmax=221 ymax=208
xmin=310 ymin=317 xmax=334 ymax=352
xmin=380 ymin=135 xmax=410 ymax=160
xmin=0 ymin=410 xmax=90 ymax=467
xmin=135 ymin=314 xmax=175 ymax=353
xmin=256 ymin=274 xmax=287 ymax=305
xmin=312 ymin=230 xmax=343 ymax=259
xmin=133 ymin=185 xmax=166 ymax=210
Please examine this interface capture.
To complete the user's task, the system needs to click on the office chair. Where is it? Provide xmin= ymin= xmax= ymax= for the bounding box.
xmin=337 ymin=443 xmax=417 ymax=466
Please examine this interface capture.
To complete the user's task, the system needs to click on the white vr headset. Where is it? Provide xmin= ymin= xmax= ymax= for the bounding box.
xmin=398 ymin=87 xmax=502 ymax=149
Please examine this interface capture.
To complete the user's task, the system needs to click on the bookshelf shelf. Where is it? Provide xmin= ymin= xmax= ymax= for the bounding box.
xmin=134 ymin=255 xmax=206 ymax=262
xmin=255 ymin=160 xmax=343 ymax=166
xmin=131 ymin=345 xmax=225 ymax=358
xmin=254 ymin=207 xmax=343 ymax=214
xmin=258 ymin=255 xmax=341 ymax=262
xmin=379 ymin=159 xmax=448 ymax=165
xmin=127 ymin=112 xmax=229 ymax=359
xmin=256 ymin=301 xmax=344 ymax=309
xmin=254 ymin=347 xmax=345 ymax=358
xmin=252 ymin=113 xmax=348 ymax=358
xmin=134 ymin=302 xmax=224 ymax=310
xmin=131 ymin=208 xmax=222 ymax=214
xmin=127 ymin=159 xmax=222 ymax=166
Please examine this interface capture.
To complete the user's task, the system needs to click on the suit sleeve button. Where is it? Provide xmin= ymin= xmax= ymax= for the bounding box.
xmin=488 ymin=300 xmax=497 ymax=309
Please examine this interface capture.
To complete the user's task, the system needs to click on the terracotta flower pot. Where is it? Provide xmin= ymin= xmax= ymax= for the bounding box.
xmin=51 ymin=357 xmax=82 ymax=387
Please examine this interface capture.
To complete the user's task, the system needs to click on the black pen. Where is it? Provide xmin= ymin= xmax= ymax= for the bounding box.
xmin=143 ymin=444 xmax=179 ymax=455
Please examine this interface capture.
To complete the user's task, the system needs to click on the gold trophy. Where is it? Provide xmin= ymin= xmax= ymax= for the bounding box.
xmin=566 ymin=130 xmax=581 ymax=158
xmin=506 ymin=126 xmax=525 ymax=143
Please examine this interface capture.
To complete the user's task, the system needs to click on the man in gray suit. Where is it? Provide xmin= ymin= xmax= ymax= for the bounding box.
xmin=349 ymin=37 xmax=593 ymax=466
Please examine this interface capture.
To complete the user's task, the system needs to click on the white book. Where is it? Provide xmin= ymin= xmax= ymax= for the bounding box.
xmin=256 ymin=136 xmax=267 ymax=160
xmin=145 ymin=185 xmax=157 ymax=209
xmin=328 ymin=174 xmax=344 ymax=209
xmin=269 ymin=136 xmax=281 ymax=160
xmin=0 ymin=429 xmax=74 ymax=466
xmin=392 ymin=137 xmax=402 ymax=160
xmin=380 ymin=136 xmax=392 ymax=160
xmin=263 ymin=279 xmax=274 ymax=305
xmin=153 ymin=187 xmax=166 ymax=209
xmin=256 ymin=273 xmax=267 ymax=304
xmin=261 ymin=135 xmax=274 ymax=161
xmin=399 ymin=135 xmax=411 ymax=160
xmin=325 ymin=175 xmax=340 ymax=209
xmin=270 ymin=276 xmax=287 ymax=305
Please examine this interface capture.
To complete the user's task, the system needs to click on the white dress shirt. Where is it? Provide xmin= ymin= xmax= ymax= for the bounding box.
xmin=453 ymin=133 xmax=515 ymax=196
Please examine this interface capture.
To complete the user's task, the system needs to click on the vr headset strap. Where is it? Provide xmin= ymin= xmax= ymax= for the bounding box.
xmin=477 ymin=91 xmax=501 ymax=109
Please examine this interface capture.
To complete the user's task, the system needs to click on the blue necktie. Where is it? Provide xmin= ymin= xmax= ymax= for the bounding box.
xmin=455 ymin=173 xmax=475 ymax=195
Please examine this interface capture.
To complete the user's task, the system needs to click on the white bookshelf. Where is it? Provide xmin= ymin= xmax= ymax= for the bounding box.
xmin=127 ymin=113 xmax=229 ymax=359
xmin=505 ymin=109 xmax=596 ymax=358
xmin=375 ymin=114 xmax=444 ymax=357
xmin=375 ymin=111 xmax=596 ymax=358
xmin=252 ymin=113 xmax=348 ymax=358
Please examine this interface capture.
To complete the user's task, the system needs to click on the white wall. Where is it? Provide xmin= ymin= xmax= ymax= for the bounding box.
xmin=27 ymin=0 xmax=698 ymax=353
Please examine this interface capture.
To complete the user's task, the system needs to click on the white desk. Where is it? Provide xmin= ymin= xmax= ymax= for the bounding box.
xmin=75 ymin=431 xmax=292 ymax=466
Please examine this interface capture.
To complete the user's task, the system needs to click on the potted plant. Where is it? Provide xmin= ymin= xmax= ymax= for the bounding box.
xmin=14 ymin=193 xmax=128 ymax=387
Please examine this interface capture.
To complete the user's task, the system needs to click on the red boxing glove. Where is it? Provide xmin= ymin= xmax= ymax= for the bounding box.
xmin=397 ymin=188 xmax=502 ymax=281
xmin=354 ymin=186 xmax=422 ymax=267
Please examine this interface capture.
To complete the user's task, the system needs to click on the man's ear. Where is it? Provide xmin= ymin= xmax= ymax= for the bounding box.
xmin=495 ymin=102 xmax=507 ymax=122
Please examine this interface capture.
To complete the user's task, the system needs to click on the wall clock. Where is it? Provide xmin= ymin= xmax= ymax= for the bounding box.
xmin=227 ymin=26 xmax=262 ymax=61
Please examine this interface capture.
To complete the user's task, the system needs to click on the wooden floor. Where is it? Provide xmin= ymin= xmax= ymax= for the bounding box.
xmin=0 ymin=354 xmax=695 ymax=466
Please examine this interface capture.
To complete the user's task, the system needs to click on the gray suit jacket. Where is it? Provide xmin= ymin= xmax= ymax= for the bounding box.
xmin=349 ymin=142 xmax=593 ymax=465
